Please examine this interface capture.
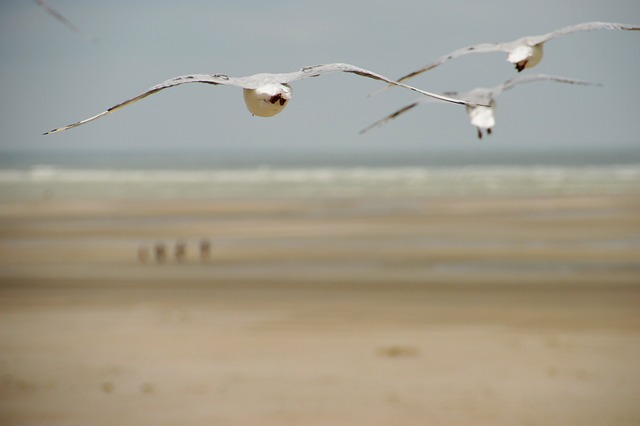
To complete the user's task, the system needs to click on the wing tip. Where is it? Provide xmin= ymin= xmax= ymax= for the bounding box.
xmin=358 ymin=125 xmax=374 ymax=135
xmin=368 ymin=84 xmax=393 ymax=97
xmin=43 ymin=125 xmax=70 ymax=135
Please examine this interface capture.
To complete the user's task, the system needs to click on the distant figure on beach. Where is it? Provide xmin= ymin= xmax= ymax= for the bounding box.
xmin=154 ymin=242 xmax=167 ymax=263
xmin=200 ymin=239 xmax=211 ymax=261
xmin=137 ymin=245 xmax=150 ymax=263
xmin=175 ymin=240 xmax=187 ymax=262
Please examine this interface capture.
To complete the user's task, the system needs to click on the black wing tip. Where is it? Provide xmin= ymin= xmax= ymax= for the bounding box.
xmin=43 ymin=127 xmax=65 ymax=135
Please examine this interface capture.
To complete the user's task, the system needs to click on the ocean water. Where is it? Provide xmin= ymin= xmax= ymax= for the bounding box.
xmin=1 ymin=148 xmax=639 ymax=200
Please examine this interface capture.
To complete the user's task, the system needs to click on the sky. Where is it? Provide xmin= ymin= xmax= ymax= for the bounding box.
xmin=1 ymin=0 xmax=639 ymax=158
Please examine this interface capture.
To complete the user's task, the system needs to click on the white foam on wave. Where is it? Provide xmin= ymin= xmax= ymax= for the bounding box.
xmin=1 ymin=164 xmax=639 ymax=199
xmin=1 ymin=164 xmax=638 ymax=182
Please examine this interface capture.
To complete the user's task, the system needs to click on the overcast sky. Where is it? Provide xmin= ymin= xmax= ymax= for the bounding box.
xmin=1 ymin=0 xmax=639 ymax=157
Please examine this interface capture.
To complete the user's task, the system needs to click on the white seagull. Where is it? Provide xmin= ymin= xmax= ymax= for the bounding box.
xmin=394 ymin=21 xmax=639 ymax=82
xmin=360 ymin=74 xmax=600 ymax=139
xmin=43 ymin=63 xmax=477 ymax=135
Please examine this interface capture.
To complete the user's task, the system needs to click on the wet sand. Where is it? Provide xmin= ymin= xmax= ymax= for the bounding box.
xmin=1 ymin=194 xmax=639 ymax=425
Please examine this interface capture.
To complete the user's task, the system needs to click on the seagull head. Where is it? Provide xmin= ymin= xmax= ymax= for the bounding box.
xmin=243 ymin=83 xmax=293 ymax=117
xmin=508 ymin=43 xmax=544 ymax=72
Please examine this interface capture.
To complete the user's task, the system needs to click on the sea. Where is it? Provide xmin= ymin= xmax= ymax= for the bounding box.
xmin=1 ymin=147 xmax=639 ymax=201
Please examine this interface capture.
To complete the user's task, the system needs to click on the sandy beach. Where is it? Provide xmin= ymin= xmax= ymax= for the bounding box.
xmin=1 ymin=194 xmax=639 ymax=425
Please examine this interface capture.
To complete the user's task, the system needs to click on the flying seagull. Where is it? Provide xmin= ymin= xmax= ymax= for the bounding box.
xmin=393 ymin=21 xmax=639 ymax=83
xmin=43 ymin=63 xmax=477 ymax=135
xmin=361 ymin=74 xmax=600 ymax=139
xmin=32 ymin=0 xmax=98 ymax=43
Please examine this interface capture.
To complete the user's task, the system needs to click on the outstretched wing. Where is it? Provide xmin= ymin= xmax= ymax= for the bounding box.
xmin=44 ymin=74 xmax=244 ymax=134
xmin=369 ymin=42 xmax=511 ymax=96
xmin=359 ymin=102 xmax=421 ymax=135
xmin=32 ymin=0 xmax=98 ymax=43
xmin=394 ymin=43 xmax=512 ymax=83
xmin=275 ymin=63 xmax=476 ymax=107
xmin=499 ymin=73 xmax=601 ymax=94
xmin=527 ymin=21 xmax=640 ymax=45
xmin=360 ymin=91 xmax=460 ymax=134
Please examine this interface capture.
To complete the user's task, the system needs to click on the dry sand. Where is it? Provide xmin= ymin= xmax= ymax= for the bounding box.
xmin=1 ymin=194 xmax=639 ymax=425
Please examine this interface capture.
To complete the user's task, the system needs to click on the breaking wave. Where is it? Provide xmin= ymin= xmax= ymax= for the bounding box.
xmin=1 ymin=164 xmax=639 ymax=199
